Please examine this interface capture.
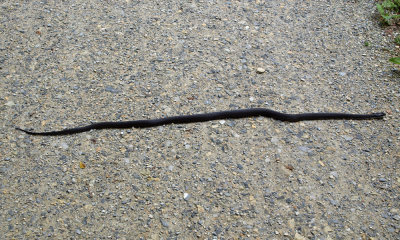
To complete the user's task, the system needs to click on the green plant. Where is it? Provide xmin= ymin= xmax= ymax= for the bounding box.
xmin=377 ymin=0 xmax=400 ymax=25
xmin=389 ymin=57 xmax=400 ymax=64
xmin=376 ymin=1 xmax=400 ymax=65
xmin=395 ymin=35 xmax=400 ymax=45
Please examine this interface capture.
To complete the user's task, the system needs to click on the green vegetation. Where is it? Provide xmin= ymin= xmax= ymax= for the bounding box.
xmin=377 ymin=0 xmax=400 ymax=25
xmin=389 ymin=57 xmax=400 ymax=64
xmin=395 ymin=35 xmax=400 ymax=45
xmin=376 ymin=0 xmax=400 ymax=64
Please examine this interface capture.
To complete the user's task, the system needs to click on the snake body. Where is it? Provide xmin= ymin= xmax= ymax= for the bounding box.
xmin=15 ymin=108 xmax=385 ymax=136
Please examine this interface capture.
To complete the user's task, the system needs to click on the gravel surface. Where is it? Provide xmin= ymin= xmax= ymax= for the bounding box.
xmin=1 ymin=0 xmax=399 ymax=239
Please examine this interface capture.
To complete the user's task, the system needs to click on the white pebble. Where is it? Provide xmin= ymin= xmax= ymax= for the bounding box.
xmin=60 ymin=142 xmax=69 ymax=150
xmin=256 ymin=67 xmax=266 ymax=73
xmin=342 ymin=135 xmax=353 ymax=141
xmin=183 ymin=192 xmax=190 ymax=200
xmin=5 ymin=101 xmax=15 ymax=106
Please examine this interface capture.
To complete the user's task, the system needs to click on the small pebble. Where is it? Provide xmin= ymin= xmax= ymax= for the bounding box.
xmin=183 ymin=192 xmax=190 ymax=201
xmin=105 ymin=86 xmax=120 ymax=93
xmin=5 ymin=101 xmax=15 ymax=106
xmin=298 ymin=146 xmax=312 ymax=153
xmin=256 ymin=67 xmax=266 ymax=74
xmin=160 ymin=219 xmax=169 ymax=228
xmin=271 ymin=137 xmax=279 ymax=144
xmin=330 ymin=171 xmax=338 ymax=179
xmin=342 ymin=135 xmax=353 ymax=141
xmin=60 ymin=142 xmax=69 ymax=150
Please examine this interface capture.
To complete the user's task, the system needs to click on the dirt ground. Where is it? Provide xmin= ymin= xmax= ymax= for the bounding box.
xmin=1 ymin=0 xmax=399 ymax=239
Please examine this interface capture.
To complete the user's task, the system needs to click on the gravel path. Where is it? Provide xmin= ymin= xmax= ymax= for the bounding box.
xmin=1 ymin=1 xmax=399 ymax=239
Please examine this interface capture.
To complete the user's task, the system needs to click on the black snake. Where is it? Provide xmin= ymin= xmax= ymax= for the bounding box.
xmin=15 ymin=108 xmax=385 ymax=136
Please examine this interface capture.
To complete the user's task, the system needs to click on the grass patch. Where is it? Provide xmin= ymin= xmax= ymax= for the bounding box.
xmin=377 ymin=0 xmax=400 ymax=25
xmin=376 ymin=1 xmax=400 ymax=65
xmin=389 ymin=57 xmax=400 ymax=64
xmin=395 ymin=35 xmax=400 ymax=44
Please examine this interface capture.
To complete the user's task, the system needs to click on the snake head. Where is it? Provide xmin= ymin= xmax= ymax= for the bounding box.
xmin=372 ymin=112 xmax=386 ymax=118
